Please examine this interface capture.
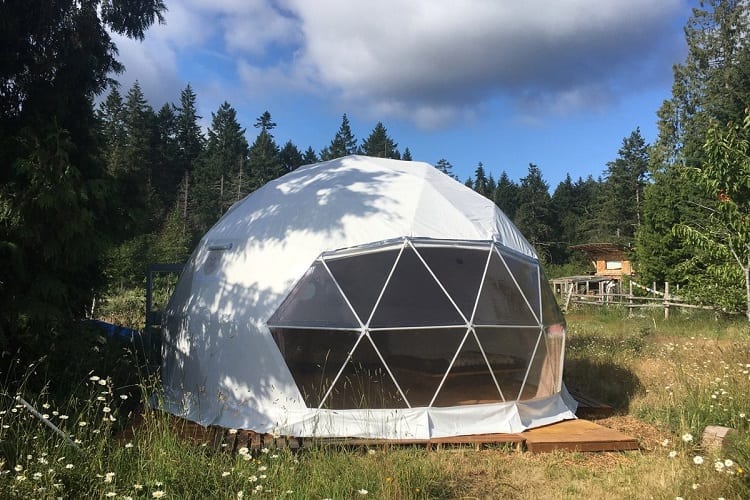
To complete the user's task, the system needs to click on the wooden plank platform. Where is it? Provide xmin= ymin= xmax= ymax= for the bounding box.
xmin=126 ymin=411 xmax=637 ymax=454
xmin=523 ymin=419 xmax=639 ymax=453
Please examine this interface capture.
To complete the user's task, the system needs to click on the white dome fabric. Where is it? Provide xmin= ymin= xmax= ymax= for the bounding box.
xmin=161 ymin=155 xmax=577 ymax=439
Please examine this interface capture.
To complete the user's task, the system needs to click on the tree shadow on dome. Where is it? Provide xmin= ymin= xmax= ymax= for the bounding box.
xmin=161 ymin=273 xmax=300 ymax=427
xmin=207 ymin=157 xmax=403 ymax=247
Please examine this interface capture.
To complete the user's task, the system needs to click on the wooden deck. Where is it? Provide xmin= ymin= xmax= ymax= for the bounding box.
xmin=142 ymin=413 xmax=637 ymax=454
xmin=128 ymin=392 xmax=635 ymax=453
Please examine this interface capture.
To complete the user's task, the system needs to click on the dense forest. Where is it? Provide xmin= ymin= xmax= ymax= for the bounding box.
xmin=2 ymin=0 xmax=750 ymax=354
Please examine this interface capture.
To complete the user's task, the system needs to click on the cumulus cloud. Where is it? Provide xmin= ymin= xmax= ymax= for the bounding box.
xmin=109 ymin=32 xmax=182 ymax=106
xmin=283 ymin=0 xmax=686 ymax=126
xmin=112 ymin=0 xmax=687 ymax=128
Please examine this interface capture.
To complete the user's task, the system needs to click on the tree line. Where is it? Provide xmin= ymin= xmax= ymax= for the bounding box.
xmin=96 ymin=82 xmax=418 ymax=288
xmin=100 ymin=78 xmax=650 ymax=288
xmin=3 ymin=0 xmax=750 ymax=354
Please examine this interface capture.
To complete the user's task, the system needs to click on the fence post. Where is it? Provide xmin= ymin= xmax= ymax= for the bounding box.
xmin=628 ymin=280 xmax=634 ymax=317
xmin=664 ymin=281 xmax=670 ymax=320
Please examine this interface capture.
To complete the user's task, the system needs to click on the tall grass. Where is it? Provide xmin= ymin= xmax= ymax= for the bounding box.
xmin=0 ymin=308 xmax=748 ymax=499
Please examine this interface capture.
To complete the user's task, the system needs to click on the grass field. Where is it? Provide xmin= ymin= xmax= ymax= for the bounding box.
xmin=1 ymin=307 xmax=748 ymax=499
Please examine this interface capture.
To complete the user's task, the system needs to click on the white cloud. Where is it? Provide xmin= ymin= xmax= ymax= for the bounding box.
xmin=111 ymin=0 xmax=688 ymax=128
xmin=109 ymin=32 xmax=181 ymax=106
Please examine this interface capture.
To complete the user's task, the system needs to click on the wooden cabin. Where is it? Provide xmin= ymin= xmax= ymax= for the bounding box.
xmin=549 ymin=243 xmax=632 ymax=298
xmin=572 ymin=243 xmax=632 ymax=278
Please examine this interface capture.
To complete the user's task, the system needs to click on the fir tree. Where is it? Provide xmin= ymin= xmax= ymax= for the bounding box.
xmin=359 ymin=122 xmax=400 ymax=159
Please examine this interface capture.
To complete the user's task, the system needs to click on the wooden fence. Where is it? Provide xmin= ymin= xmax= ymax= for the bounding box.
xmin=559 ymin=280 xmax=721 ymax=318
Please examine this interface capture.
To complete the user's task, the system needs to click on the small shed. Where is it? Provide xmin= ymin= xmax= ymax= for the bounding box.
xmin=571 ymin=243 xmax=632 ymax=278
xmin=549 ymin=243 xmax=632 ymax=298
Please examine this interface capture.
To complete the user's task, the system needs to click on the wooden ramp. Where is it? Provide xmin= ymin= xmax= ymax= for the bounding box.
xmin=522 ymin=419 xmax=638 ymax=453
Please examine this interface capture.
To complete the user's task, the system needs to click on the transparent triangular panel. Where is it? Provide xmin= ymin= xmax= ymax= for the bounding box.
xmin=498 ymin=249 xmax=541 ymax=322
xmin=414 ymin=246 xmax=487 ymax=320
xmin=325 ymin=249 xmax=400 ymax=324
xmin=267 ymin=260 xmax=359 ymax=328
xmin=322 ymin=335 xmax=408 ymax=409
xmin=539 ymin=268 xmax=565 ymax=327
xmin=431 ymin=331 xmax=502 ymax=406
xmin=516 ymin=328 xmax=555 ymax=400
xmin=269 ymin=328 xmax=358 ymax=408
xmin=474 ymin=326 xmax=540 ymax=402
xmin=473 ymin=251 xmax=538 ymax=326
xmin=369 ymin=247 xmax=464 ymax=328
xmin=370 ymin=328 xmax=466 ymax=407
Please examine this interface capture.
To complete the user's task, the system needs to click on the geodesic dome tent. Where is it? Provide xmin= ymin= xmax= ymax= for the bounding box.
xmin=161 ymin=155 xmax=576 ymax=439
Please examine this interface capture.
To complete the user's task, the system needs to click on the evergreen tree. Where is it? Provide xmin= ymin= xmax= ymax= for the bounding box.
xmin=192 ymin=102 xmax=249 ymax=236
xmin=104 ymin=82 xmax=162 ymax=289
xmin=119 ymin=81 xmax=159 ymax=234
xmin=514 ymin=164 xmax=553 ymax=260
xmin=487 ymin=173 xmax=497 ymax=198
xmin=175 ymin=84 xmax=204 ymax=174
xmin=598 ymin=128 xmax=649 ymax=243
xmin=0 ymin=0 xmax=166 ymax=346
xmin=434 ymin=158 xmax=457 ymax=180
xmin=153 ymin=103 xmax=182 ymax=208
xmin=472 ymin=162 xmax=490 ymax=198
xmin=98 ymin=87 xmax=126 ymax=175
xmin=320 ymin=113 xmax=357 ymax=160
xmin=402 ymin=147 xmax=413 ymax=161
xmin=494 ymin=171 xmax=519 ymax=220
xmin=549 ymin=174 xmax=603 ymax=267
xmin=248 ymin=111 xmax=282 ymax=188
xmin=302 ymin=146 xmax=319 ymax=165
xmin=279 ymin=140 xmax=304 ymax=172
xmin=359 ymin=122 xmax=400 ymax=159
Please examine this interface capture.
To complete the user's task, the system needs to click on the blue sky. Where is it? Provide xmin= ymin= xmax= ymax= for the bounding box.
xmin=110 ymin=0 xmax=696 ymax=189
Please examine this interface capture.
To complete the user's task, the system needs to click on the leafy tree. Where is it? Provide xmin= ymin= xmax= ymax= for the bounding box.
xmin=673 ymin=113 xmax=750 ymax=319
xmin=0 ymin=0 xmax=166 ymax=347
xmin=514 ymin=164 xmax=553 ymax=260
xmin=359 ymin=122 xmax=400 ymax=159
xmin=639 ymin=0 xmax=750 ymax=284
xmin=320 ymin=113 xmax=357 ymax=160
